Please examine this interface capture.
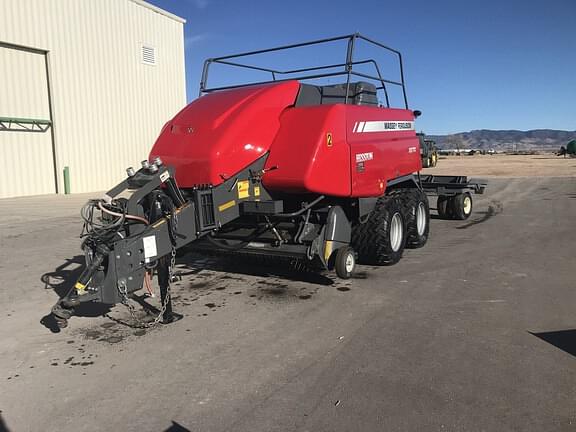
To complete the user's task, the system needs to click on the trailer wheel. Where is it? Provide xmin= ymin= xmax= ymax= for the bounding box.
xmin=352 ymin=194 xmax=406 ymax=265
xmin=437 ymin=195 xmax=451 ymax=219
xmin=406 ymin=190 xmax=430 ymax=248
xmin=334 ymin=246 xmax=356 ymax=279
xmin=452 ymin=192 xmax=473 ymax=220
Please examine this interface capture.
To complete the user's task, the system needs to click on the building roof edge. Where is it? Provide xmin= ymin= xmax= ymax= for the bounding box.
xmin=129 ymin=0 xmax=186 ymax=24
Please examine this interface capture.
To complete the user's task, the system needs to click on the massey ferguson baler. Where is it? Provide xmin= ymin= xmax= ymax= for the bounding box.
xmin=51 ymin=34 xmax=485 ymax=328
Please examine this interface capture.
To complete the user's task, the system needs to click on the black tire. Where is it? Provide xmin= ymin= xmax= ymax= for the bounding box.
xmin=437 ymin=195 xmax=451 ymax=219
xmin=422 ymin=157 xmax=430 ymax=168
xmin=452 ymin=192 xmax=473 ymax=220
xmin=405 ymin=189 xmax=430 ymax=248
xmin=352 ymin=193 xmax=407 ymax=266
xmin=334 ymin=246 xmax=356 ymax=279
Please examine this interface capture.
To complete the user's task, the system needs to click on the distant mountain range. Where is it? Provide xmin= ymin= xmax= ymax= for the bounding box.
xmin=428 ymin=129 xmax=576 ymax=151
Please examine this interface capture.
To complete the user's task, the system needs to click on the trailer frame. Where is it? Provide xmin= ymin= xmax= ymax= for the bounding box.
xmin=419 ymin=175 xmax=487 ymax=220
xmin=420 ymin=175 xmax=486 ymax=196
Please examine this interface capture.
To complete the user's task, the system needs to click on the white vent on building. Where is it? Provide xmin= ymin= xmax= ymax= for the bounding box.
xmin=141 ymin=44 xmax=156 ymax=65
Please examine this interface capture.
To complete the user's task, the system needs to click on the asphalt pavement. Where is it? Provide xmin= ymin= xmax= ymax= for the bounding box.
xmin=0 ymin=177 xmax=575 ymax=431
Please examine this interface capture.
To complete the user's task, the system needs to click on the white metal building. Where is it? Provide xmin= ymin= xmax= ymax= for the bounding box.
xmin=0 ymin=0 xmax=186 ymax=198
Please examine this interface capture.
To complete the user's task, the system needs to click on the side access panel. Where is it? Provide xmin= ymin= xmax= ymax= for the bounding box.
xmin=264 ymin=104 xmax=351 ymax=196
xmin=347 ymin=106 xmax=421 ymax=197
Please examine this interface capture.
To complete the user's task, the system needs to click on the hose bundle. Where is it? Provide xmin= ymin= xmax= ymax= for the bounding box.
xmin=80 ymin=199 xmax=148 ymax=243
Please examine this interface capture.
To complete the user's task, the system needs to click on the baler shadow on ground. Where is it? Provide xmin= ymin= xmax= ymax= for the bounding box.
xmin=38 ymin=249 xmax=342 ymax=333
xmin=531 ymin=330 xmax=576 ymax=358
xmin=175 ymin=251 xmax=336 ymax=286
xmin=0 ymin=411 xmax=11 ymax=432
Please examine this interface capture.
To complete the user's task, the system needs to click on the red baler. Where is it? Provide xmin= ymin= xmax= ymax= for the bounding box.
xmin=51 ymin=34 xmax=484 ymax=328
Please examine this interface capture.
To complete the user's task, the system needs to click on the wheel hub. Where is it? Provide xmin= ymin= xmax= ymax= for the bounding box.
xmin=463 ymin=196 xmax=472 ymax=214
xmin=416 ymin=202 xmax=427 ymax=236
xmin=390 ymin=212 xmax=403 ymax=252
xmin=345 ymin=254 xmax=355 ymax=273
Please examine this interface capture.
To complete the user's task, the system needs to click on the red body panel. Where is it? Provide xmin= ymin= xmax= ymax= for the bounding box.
xmin=149 ymin=81 xmax=421 ymax=198
xmin=149 ymin=81 xmax=300 ymax=187
xmin=347 ymin=107 xmax=421 ymax=196
xmin=264 ymin=105 xmax=420 ymax=197
xmin=263 ymin=105 xmax=351 ymax=196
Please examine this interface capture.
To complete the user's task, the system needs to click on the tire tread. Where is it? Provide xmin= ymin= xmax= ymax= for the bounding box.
xmin=352 ymin=190 xmax=407 ymax=266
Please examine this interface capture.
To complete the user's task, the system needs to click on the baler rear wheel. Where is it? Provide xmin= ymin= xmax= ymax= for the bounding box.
xmin=405 ymin=189 xmax=430 ymax=249
xmin=352 ymin=193 xmax=407 ymax=266
xmin=334 ymin=246 xmax=356 ymax=279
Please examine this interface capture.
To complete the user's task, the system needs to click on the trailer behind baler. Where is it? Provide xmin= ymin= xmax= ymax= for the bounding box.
xmin=51 ymin=34 xmax=485 ymax=328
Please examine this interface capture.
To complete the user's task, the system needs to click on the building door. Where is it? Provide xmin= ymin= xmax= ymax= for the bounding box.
xmin=0 ymin=44 xmax=56 ymax=198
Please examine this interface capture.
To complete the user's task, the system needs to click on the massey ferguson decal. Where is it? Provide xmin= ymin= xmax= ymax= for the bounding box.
xmin=353 ymin=120 xmax=415 ymax=133
xmin=355 ymin=152 xmax=374 ymax=163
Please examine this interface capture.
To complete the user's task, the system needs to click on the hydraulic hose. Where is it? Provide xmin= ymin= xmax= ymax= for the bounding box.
xmin=273 ymin=195 xmax=325 ymax=218
xmin=98 ymin=201 xmax=149 ymax=225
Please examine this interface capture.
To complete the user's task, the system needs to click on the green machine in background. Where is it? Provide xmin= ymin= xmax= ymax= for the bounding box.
xmin=557 ymin=139 xmax=576 ymax=157
xmin=417 ymin=133 xmax=439 ymax=168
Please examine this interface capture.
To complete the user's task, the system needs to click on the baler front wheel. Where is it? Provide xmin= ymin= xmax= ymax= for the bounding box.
xmin=334 ymin=246 xmax=356 ymax=279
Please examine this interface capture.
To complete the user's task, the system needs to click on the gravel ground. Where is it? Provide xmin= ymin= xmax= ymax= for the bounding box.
xmin=425 ymin=154 xmax=576 ymax=177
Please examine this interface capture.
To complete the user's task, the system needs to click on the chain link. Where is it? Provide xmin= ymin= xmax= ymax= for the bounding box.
xmin=114 ymin=203 xmax=179 ymax=329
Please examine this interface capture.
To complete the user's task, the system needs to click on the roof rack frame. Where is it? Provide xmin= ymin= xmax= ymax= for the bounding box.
xmin=199 ymin=33 xmax=409 ymax=109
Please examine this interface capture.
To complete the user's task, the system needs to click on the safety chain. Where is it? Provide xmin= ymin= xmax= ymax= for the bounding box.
xmin=116 ymin=279 xmax=148 ymax=329
xmin=114 ymin=201 xmax=179 ymax=329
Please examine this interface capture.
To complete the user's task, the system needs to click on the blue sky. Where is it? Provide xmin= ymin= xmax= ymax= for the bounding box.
xmin=150 ymin=0 xmax=575 ymax=135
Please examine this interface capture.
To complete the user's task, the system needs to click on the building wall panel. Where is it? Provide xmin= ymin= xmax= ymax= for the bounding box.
xmin=0 ymin=0 xmax=186 ymax=197
xmin=0 ymin=46 xmax=54 ymax=198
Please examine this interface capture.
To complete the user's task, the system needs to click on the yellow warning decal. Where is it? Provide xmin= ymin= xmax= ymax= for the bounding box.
xmin=326 ymin=132 xmax=333 ymax=147
xmin=324 ymin=240 xmax=334 ymax=262
xmin=254 ymin=186 xmax=261 ymax=197
xmin=237 ymin=180 xmax=250 ymax=199
xmin=218 ymin=200 xmax=236 ymax=212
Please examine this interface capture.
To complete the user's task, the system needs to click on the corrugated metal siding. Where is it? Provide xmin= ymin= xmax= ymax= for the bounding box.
xmin=0 ymin=46 xmax=55 ymax=198
xmin=0 ymin=0 xmax=186 ymax=197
